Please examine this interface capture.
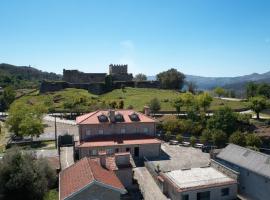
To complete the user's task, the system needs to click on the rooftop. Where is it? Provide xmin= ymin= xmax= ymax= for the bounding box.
xmin=59 ymin=157 xmax=126 ymax=200
xmin=163 ymin=167 xmax=236 ymax=192
xmin=78 ymin=135 xmax=161 ymax=148
xmin=217 ymin=143 xmax=270 ymax=178
xmin=76 ymin=109 xmax=155 ymax=125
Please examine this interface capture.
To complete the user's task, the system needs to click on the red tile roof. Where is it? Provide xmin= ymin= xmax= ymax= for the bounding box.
xmin=59 ymin=157 xmax=126 ymax=200
xmin=78 ymin=135 xmax=161 ymax=148
xmin=76 ymin=109 xmax=155 ymax=124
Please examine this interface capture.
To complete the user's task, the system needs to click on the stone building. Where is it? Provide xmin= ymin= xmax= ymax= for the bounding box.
xmin=63 ymin=69 xmax=106 ymax=84
xmin=75 ymin=109 xmax=161 ymax=159
xmin=59 ymin=156 xmax=127 ymax=200
xmin=215 ymin=144 xmax=270 ymax=200
xmin=160 ymin=167 xmax=237 ymax=200
xmin=109 ymin=64 xmax=133 ymax=81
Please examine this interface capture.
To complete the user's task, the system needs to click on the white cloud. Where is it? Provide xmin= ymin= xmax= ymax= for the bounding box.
xmin=118 ymin=40 xmax=137 ymax=73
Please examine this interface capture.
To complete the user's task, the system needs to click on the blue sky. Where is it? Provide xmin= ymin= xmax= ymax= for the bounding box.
xmin=1 ymin=0 xmax=270 ymax=77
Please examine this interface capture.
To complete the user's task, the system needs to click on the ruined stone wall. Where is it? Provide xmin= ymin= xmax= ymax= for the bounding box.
xmin=40 ymin=80 xmax=160 ymax=95
xmin=63 ymin=69 xmax=106 ymax=84
xmin=40 ymin=80 xmax=106 ymax=95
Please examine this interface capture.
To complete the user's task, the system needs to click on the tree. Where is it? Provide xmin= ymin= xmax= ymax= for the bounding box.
xmin=245 ymin=134 xmax=262 ymax=148
xmin=229 ymin=131 xmax=246 ymax=147
xmin=149 ymin=98 xmax=161 ymax=114
xmin=200 ymin=129 xmax=212 ymax=144
xmin=248 ymin=96 xmax=268 ymax=119
xmin=211 ymin=129 xmax=227 ymax=147
xmin=134 ymin=73 xmax=147 ymax=81
xmin=6 ymin=102 xmax=45 ymax=137
xmin=197 ymin=92 xmax=213 ymax=112
xmin=0 ymin=147 xmax=56 ymax=200
xmin=190 ymin=136 xmax=196 ymax=147
xmin=118 ymin=100 xmax=124 ymax=109
xmin=0 ymin=86 xmax=16 ymax=111
xmin=186 ymin=81 xmax=197 ymax=94
xmin=207 ymin=106 xmax=237 ymax=135
xmin=214 ymin=87 xmax=225 ymax=97
xmin=257 ymin=83 xmax=270 ymax=98
xmin=246 ymin=82 xmax=258 ymax=98
xmin=176 ymin=134 xmax=183 ymax=143
xmin=181 ymin=92 xmax=196 ymax=111
xmin=156 ymin=68 xmax=185 ymax=90
xmin=172 ymin=97 xmax=184 ymax=115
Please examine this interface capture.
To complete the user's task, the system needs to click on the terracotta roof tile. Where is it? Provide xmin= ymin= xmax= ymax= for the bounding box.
xmin=59 ymin=157 xmax=125 ymax=200
xmin=78 ymin=135 xmax=161 ymax=148
xmin=76 ymin=109 xmax=155 ymax=124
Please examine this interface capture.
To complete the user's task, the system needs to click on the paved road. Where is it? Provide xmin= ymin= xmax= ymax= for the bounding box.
xmin=60 ymin=147 xmax=74 ymax=169
xmin=134 ymin=167 xmax=167 ymax=200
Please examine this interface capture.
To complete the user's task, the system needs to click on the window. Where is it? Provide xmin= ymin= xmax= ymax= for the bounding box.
xmin=86 ymin=130 xmax=91 ymax=136
xmin=129 ymin=113 xmax=140 ymax=121
xmin=98 ymin=114 xmax=108 ymax=122
xmin=197 ymin=191 xmax=210 ymax=200
xmin=182 ymin=194 xmax=189 ymax=200
xmin=126 ymin=148 xmax=130 ymax=152
xmin=121 ymin=128 xmax=126 ymax=134
xmin=106 ymin=148 xmax=114 ymax=155
xmin=115 ymin=148 xmax=119 ymax=153
xmin=115 ymin=113 xmax=124 ymax=122
xmin=221 ymin=188 xmax=229 ymax=196
xmin=98 ymin=129 xmax=104 ymax=134
xmin=91 ymin=149 xmax=97 ymax=156
xmin=143 ymin=127 xmax=148 ymax=133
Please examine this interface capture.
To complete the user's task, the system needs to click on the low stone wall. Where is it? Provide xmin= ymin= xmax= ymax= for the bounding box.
xmin=40 ymin=80 xmax=161 ymax=94
xmin=210 ymin=159 xmax=239 ymax=181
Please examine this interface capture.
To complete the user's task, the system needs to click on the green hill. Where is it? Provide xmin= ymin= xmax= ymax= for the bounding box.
xmin=15 ymin=87 xmax=248 ymax=113
xmin=0 ymin=63 xmax=61 ymax=89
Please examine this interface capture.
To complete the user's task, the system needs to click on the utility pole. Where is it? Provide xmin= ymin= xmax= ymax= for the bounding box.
xmin=54 ymin=115 xmax=57 ymax=149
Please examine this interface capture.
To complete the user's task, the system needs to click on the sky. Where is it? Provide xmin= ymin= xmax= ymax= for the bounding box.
xmin=1 ymin=0 xmax=270 ymax=77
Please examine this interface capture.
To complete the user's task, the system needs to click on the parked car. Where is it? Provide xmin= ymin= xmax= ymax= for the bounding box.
xmin=201 ymin=145 xmax=217 ymax=153
xmin=195 ymin=143 xmax=204 ymax=148
xmin=181 ymin=141 xmax=191 ymax=147
xmin=169 ymin=140 xmax=179 ymax=145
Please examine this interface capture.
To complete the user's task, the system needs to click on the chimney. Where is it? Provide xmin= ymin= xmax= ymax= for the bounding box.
xmin=144 ymin=106 xmax=150 ymax=116
xmin=99 ymin=151 xmax=107 ymax=168
xmin=108 ymin=110 xmax=115 ymax=123
xmin=115 ymin=152 xmax=130 ymax=166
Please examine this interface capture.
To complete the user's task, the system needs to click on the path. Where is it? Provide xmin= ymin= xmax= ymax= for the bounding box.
xmin=60 ymin=146 xmax=74 ymax=169
xmin=134 ymin=167 xmax=167 ymax=200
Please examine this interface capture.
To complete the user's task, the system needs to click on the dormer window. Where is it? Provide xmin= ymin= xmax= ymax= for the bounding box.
xmin=115 ymin=113 xmax=124 ymax=122
xmin=129 ymin=112 xmax=140 ymax=121
xmin=98 ymin=114 xmax=108 ymax=122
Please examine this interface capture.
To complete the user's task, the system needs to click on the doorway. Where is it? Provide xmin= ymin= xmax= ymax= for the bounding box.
xmin=134 ymin=147 xmax=139 ymax=157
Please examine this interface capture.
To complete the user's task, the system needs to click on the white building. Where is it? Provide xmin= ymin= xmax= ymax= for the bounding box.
xmin=160 ymin=167 xmax=237 ymax=200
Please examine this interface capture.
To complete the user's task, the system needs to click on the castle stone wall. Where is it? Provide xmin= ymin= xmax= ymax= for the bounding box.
xmin=109 ymin=64 xmax=128 ymax=74
xmin=63 ymin=69 xmax=106 ymax=83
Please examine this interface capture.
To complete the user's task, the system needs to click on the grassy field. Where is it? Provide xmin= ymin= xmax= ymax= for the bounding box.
xmin=43 ymin=189 xmax=58 ymax=200
xmin=14 ymin=87 xmax=248 ymax=112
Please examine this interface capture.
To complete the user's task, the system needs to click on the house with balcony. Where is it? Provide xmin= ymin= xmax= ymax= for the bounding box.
xmin=75 ymin=109 xmax=161 ymax=159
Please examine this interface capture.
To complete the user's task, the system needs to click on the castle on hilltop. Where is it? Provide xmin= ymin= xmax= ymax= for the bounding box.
xmin=63 ymin=64 xmax=133 ymax=83
xmin=40 ymin=64 xmax=159 ymax=94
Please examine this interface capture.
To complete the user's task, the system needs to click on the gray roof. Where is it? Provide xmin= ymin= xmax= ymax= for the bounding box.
xmin=217 ymin=144 xmax=270 ymax=178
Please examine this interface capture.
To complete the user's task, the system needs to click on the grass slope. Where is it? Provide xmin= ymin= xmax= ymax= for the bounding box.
xmin=15 ymin=87 xmax=248 ymax=112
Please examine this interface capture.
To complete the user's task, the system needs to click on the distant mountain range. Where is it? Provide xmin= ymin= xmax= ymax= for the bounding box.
xmin=148 ymin=71 xmax=270 ymax=92
xmin=1 ymin=63 xmax=270 ymax=95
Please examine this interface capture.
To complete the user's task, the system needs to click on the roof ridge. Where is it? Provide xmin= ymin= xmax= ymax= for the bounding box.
xmin=228 ymin=143 xmax=270 ymax=158
xmin=78 ymin=110 xmax=100 ymax=124
xmin=87 ymin=158 xmax=96 ymax=182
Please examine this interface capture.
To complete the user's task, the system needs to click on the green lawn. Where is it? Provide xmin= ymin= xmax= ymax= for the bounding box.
xmin=44 ymin=189 xmax=58 ymax=200
xmin=14 ymin=87 xmax=248 ymax=112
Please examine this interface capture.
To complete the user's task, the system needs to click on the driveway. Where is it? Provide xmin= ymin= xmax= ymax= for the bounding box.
xmin=60 ymin=147 xmax=74 ymax=169
xmin=146 ymin=143 xmax=210 ymax=172
xmin=134 ymin=167 xmax=167 ymax=200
